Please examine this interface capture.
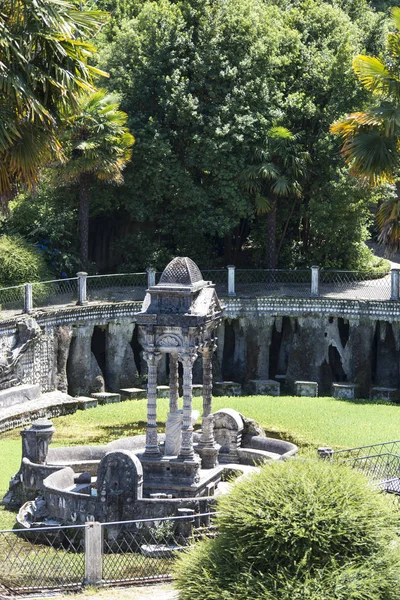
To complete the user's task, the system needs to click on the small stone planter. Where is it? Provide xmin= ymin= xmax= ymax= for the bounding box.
xmin=213 ymin=381 xmax=242 ymax=397
xmin=246 ymin=379 xmax=280 ymax=396
xmin=119 ymin=388 xmax=146 ymax=401
xmin=332 ymin=383 xmax=358 ymax=400
xmin=192 ymin=384 xmax=203 ymax=397
xmin=294 ymin=381 xmax=318 ymax=397
xmin=91 ymin=392 xmax=121 ymax=405
xmin=371 ymin=387 xmax=399 ymax=402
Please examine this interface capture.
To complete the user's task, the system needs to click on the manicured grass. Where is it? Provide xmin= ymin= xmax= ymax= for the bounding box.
xmin=1 ymin=394 xmax=400 ymax=528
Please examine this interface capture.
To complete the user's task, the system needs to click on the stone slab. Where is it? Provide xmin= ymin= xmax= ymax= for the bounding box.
xmin=246 ymin=379 xmax=280 ymax=396
xmin=332 ymin=383 xmax=358 ymax=400
xmin=371 ymin=387 xmax=399 ymax=402
xmin=157 ymin=385 xmax=170 ymax=398
xmin=0 ymin=384 xmax=41 ymax=409
xmin=120 ymin=388 xmax=146 ymax=401
xmin=192 ymin=384 xmax=203 ymax=397
xmin=77 ymin=396 xmax=98 ymax=410
xmin=294 ymin=381 xmax=318 ymax=397
xmin=213 ymin=381 xmax=242 ymax=397
xmin=91 ymin=392 xmax=121 ymax=405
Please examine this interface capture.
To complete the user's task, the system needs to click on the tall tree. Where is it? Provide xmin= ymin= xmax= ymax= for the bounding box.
xmin=241 ymin=127 xmax=310 ymax=269
xmin=0 ymin=0 xmax=108 ymax=203
xmin=60 ymin=90 xmax=134 ymax=269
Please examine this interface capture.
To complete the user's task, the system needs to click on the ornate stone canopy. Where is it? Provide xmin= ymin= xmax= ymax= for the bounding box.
xmin=135 ymin=257 xmax=224 ymax=485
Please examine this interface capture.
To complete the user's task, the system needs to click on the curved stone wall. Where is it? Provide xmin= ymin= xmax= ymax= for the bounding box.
xmin=0 ymin=296 xmax=400 ymax=398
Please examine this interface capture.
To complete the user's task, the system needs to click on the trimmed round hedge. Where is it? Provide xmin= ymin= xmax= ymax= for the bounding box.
xmin=0 ymin=235 xmax=50 ymax=287
xmin=175 ymin=460 xmax=400 ymax=600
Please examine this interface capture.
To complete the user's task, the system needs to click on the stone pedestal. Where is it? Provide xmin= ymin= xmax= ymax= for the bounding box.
xmin=140 ymin=454 xmax=204 ymax=498
xmin=214 ymin=409 xmax=244 ymax=464
xmin=21 ymin=418 xmax=55 ymax=464
xmin=371 ymin=387 xmax=399 ymax=402
xmin=120 ymin=388 xmax=146 ymax=401
xmin=294 ymin=381 xmax=318 ymax=397
xmin=213 ymin=381 xmax=242 ymax=396
xmin=246 ymin=379 xmax=280 ymax=396
xmin=332 ymin=383 xmax=358 ymax=400
xmin=91 ymin=392 xmax=121 ymax=405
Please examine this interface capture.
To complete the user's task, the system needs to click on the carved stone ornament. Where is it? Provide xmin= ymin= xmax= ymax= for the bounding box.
xmin=156 ymin=334 xmax=182 ymax=348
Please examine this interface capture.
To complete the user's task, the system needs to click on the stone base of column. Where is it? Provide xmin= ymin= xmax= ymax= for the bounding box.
xmin=140 ymin=453 xmax=206 ymax=497
xmin=198 ymin=445 xmax=220 ymax=469
xmin=144 ymin=425 xmax=161 ymax=457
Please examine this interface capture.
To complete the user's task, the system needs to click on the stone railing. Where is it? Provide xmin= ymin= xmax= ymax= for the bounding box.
xmin=0 ymin=266 xmax=397 ymax=317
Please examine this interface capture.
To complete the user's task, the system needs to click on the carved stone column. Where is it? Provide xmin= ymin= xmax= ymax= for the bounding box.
xmin=178 ymin=350 xmax=198 ymax=460
xmin=198 ymin=342 xmax=219 ymax=468
xmin=169 ymin=353 xmax=179 ymax=413
xmin=143 ymin=350 xmax=162 ymax=457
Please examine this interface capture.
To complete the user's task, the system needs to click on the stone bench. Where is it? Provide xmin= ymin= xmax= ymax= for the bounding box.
xmin=91 ymin=392 xmax=121 ymax=405
xmin=332 ymin=383 xmax=358 ymax=400
xmin=192 ymin=384 xmax=203 ymax=397
xmin=213 ymin=381 xmax=242 ymax=397
xmin=77 ymin=396 xmax=98 ymax=410
xmin=246 ymin=379 xmax=280 ymax=396
xmin=371 ymin=387 xmax=399 ymax=402
xmin=120 ymin=388 xmax=146 ymax=401
xmin=157 ymin=385 xmax=170 ymax=398
xmin=294 ymin=381 xmax=318 ymax=397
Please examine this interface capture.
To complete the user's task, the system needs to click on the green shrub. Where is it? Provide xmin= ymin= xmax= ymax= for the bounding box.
xmin=175 ymin=460 xmax=400 ymax=600
xmin=0 ymin=235 xmax=51 ymax=287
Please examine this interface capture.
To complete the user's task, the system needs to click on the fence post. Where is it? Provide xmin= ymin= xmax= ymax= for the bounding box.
xmin=391 ymin=269 xmax=400 ymax=301
xmin=24 ymin=283 xmax=33 ymax=314
xmin=318 ymin=447 xmax=334 ymax=460
xmin=311 ymin=266 xmax=319 ymax=298
xmin=77 ymin=272 xmax=88 ymax=306
xmin=84 ymin=521 xmax=103 ymax=585
xmin=227 ymin=265 xmax=236 ymax=297
xmin=147 ymin=266 xmax=156 ymax=288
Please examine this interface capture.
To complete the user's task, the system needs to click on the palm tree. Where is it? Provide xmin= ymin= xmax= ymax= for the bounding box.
xmin=241 ymin=127 xmax=309 ymax=269
xmin=60 ymin=89 xmax=135 ymax=269
xmin=0 ymin=0 xmax=108 ymax=201
xmin=331 ymin=9 xmax=400 ymax=184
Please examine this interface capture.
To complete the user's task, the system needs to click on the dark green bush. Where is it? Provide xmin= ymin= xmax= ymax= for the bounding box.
xmin=0 ymin=235 xmax=51 ymax=287
xmin=175 ymin=460 xmax=400 ymax=600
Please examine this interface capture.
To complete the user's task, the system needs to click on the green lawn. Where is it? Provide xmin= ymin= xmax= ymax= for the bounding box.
xmin=1 ymin=394 xmax=400 ymax=529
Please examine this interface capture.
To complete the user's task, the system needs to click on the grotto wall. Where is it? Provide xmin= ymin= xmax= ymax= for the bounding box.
xmin=0 ymin=297 xmax=400 ymax=397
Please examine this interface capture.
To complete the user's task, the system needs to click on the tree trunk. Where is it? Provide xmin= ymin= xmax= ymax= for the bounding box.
xmin=78 ymin=172 xmax=92 ymax=271
xmin=267 ymin=199 xmax=277 ymax=269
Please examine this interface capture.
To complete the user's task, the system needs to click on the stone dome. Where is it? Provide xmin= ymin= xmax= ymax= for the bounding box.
xmin=159 ymin=257 xmax=204 ymax=285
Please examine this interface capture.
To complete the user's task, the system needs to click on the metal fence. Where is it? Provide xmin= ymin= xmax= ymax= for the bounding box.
xmin=0 ymin=512 xmax=215 ymax=594
xmin=329 ymin=440 xmax=400 ymax=495
xmin=0 ymin=266 xmax=397 ymax=317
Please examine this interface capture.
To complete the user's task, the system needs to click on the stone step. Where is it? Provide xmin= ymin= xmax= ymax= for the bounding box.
xmin=213 ymin=381 xmax=242 ymax=397
xmin=157 ymin=385 xmax=170 ymax=398
xmin=371 ymin=387 xmax=399 ymax=402
xmin=246 ymin=379 xmax=280 ymax=396
xmin=332 ymin=383 xmax=358 ymax=400
xmin=294 ymin=381 xmax=318 ymax=397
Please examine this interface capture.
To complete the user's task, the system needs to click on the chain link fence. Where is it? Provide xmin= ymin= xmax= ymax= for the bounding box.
xmin=86 ymin=273 xmax=147 ymax=303
xmin=0 ymin=267 xmax=396 ymax=317
xmin=31 ymin=278 xmax=78 ymax=309
xmin=319 ymin=270 xmax=391 ymax=301
xmin=235 ymin=269 xmax=311 ymax=297
xmin=0 ymin=512 xmax=215 ymax=594
xmin=0 ymin=524 xmax=85 ymax=594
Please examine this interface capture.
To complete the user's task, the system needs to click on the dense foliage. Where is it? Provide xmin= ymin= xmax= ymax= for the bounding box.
xmin=1 ymin=0 xmax=396 ymax=275
xmin=0 ymin=0 xmax=107 ymax=201
xmin=175 ymin=460 xmax=400 ymax=600
xmin=0 ymin=235 xmax=51 ymax=286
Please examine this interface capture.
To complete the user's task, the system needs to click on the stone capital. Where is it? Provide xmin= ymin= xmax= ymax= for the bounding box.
xmin=198 ymin=341 xmax=217 ymax=358
xmin=178 ymin=349 xmax=198 ymax=367
xmin=142 ymin=350 xmax=162 ymax=366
